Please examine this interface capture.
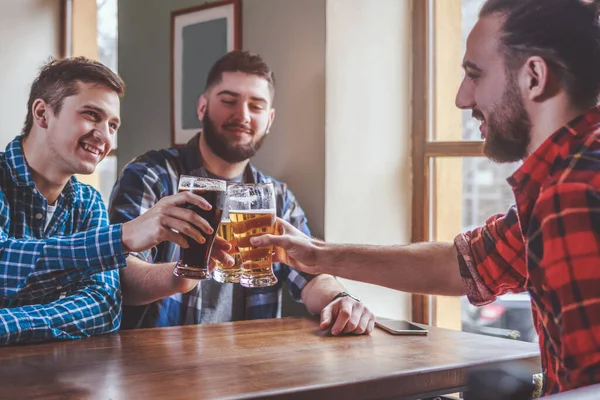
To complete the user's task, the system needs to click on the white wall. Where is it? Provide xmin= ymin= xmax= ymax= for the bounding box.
xmin=118 ymin=0 xmax=326 ymax=238
xmin=325 ymin=0 xmax=413 ymax=320
xmin=243 ymin=0 xmax=326 ymax=239
xmin=118 ymin=0 xmax=326 ymax=316
xmin=0 ymin=0 xmax=61 ymax=147
xmin=117 ymin=0 xmax=210 ymax=172
xmin=117 ymin=0 xmax=412 ymax=318
xmin=0 ymin=0 xmax=414 ymax=320
xmin=242 ymin=0 xmax=325 ymax=317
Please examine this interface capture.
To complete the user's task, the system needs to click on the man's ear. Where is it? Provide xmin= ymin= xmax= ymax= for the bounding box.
xmin=266 ymin=108 xmax=275 ymax=134
xmin=197 ymin=94 xmax=208 ymax=121
xmin=521 ymin=55 xmax=552 ymax=102
xmin=32 ymin=99 xmax=49 ymax=129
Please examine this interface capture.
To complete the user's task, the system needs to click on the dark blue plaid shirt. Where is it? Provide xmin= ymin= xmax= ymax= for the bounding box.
xmin=0 ymin=137 xmax=127 ymax=344
xmin=109 ymin=133 xmax=315 ymax=328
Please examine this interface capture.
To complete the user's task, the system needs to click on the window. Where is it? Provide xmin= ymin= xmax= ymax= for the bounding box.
xmin=93 ymin=0 xmax=118 ymax=204
xmin=411 ymin=0 xmax=536 ymax=343
xmin=65 ymin=0 xmax=118 ymax=203
xmin=97 ymin=0 xmax=118 ymax=73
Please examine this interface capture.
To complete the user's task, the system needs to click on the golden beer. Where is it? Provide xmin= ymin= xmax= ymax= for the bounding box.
xmin=229 ymin=210 xmax=278 ymax=287
xmin=212 ymin=220 xmax=243 ymax=283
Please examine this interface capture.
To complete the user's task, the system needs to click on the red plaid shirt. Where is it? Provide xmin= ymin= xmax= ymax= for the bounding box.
xmin=455 ymin=106 xmax=600 ymax=396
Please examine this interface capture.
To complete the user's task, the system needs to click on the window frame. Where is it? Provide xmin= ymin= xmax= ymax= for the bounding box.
xmin=61 ymin=0 xmax=118 ymax=157
xmin=410 ymin=0 xmax=485 ymax=324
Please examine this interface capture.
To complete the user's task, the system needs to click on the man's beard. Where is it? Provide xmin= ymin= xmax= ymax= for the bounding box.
xmin=202 ymin=109 xmax=267 ymax=163
xmin=482 ymin=75 xmax=532 ymax=163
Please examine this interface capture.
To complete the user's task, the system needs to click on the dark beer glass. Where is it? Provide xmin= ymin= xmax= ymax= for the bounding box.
xmin=173 ymin=175 xmax=226 ymax=279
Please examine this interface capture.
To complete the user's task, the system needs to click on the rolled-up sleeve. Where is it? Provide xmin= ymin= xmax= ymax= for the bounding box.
xmin=0 ymin=270 xmax=121 ymax=345
xmin=454 ymin=205 xmax=528 ymax=305
xmin=0 ymin=190 xmax=124 ymax=344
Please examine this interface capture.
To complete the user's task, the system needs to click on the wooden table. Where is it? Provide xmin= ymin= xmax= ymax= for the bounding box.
xmin=0 ymin=317 xmax=540 ymax=400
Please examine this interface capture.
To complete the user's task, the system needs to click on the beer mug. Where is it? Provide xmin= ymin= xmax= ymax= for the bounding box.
xmin=173 ymin=175 xmax=226 ymax=279
xmin=227 ymin=183 xmax=278 ymax=288
xmin=212 ymin=205 xmax=243 ymax=284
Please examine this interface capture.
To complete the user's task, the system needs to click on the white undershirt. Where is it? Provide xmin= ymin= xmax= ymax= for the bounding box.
xmin=45 ymin=204 xmax=56 ymax=231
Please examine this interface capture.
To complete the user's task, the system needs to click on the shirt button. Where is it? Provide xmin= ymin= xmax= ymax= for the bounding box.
xmin=32 ymin=188 xmax=38 ymax=194
xmin=35 ymin=213 xmax=43 ymax=220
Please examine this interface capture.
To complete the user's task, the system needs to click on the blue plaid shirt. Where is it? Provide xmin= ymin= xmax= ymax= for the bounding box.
xmin=109 ymin=133 xmax=315 ymax=328
xmin=0 ymin=137 xmax=127 ymax=344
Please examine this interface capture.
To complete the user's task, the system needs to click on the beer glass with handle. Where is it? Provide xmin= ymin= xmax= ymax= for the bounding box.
xmin=227 ymin=183 xmax=278 ymax=288
xmin=173 ymin=175 xmax=226 ymax=279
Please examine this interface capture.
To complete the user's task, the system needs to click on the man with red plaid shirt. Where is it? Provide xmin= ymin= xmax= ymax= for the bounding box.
xmin=246 ymin=0 xmax=600 ymax=396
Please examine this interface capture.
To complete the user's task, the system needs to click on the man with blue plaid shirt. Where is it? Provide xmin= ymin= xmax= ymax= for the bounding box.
xmin=109 ymin=51 xmax=375 ymax=335
xmin=0 ymin=57 xmax=229 ymax=345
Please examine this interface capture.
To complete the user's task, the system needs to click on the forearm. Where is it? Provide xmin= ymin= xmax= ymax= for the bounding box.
xmin=317 ymin=241 xmax=464 ymax=296
xmin=0 ymin=224 xmax=127 ymax=298
xmin=120 ymin=256 xmax=198 ymax=306
xmin=0 ymin=272 xmax=121 ymax=345
xmin=301 ymin=274 xmax=345 ymax=315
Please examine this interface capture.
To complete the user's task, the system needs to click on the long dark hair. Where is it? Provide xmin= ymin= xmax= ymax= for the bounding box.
xmin=481 ymin=0 xmax=600 ymax=108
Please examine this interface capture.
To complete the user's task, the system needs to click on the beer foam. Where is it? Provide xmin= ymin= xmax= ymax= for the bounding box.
xmin=178 ymin=175 xmax=226 ymax=191
xmin=228 ymin=209 xmax=276 ymax=214
xmin=228 ymin=194 xmax=259 ymax=203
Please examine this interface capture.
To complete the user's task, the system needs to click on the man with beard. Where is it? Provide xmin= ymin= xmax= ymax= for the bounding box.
xmin=109 ymin=51 xmax=375 ymax=335
xmin=249 ymin=0 xmax=600 ymax=396
xmin=0 ymin=57 xmax=220 ymax=345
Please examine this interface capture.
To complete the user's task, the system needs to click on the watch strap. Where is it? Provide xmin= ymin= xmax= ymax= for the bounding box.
xmin=331 ymin=291 xmax=361 ymax=303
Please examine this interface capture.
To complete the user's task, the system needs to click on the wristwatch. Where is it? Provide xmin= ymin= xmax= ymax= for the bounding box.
xmin=331 ymin=291 xmax=361 ymax=303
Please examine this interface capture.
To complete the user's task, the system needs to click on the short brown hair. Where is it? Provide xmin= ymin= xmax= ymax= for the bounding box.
xmin=205 ymin=51 xmax=275 ymax=98
xmin=22 ymin=56 xmax=125 ymax=136
xmin=480 ymin=0 xmax=600 ymax=108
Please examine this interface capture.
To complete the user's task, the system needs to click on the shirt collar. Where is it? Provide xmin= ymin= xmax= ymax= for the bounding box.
xmin=5 ymin=137 xmax=35 ymax=187
xmin=507 ymin=106 xmax=600 ymax=199
xmin=4 ymin=136 xmax=80 ymax=205
xmin=181 ymin=131 xmax=259 ymax=183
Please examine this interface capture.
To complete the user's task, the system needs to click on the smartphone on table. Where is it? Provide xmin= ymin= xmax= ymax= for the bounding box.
xmin=375 ymin=317 xmax=429 ymax=335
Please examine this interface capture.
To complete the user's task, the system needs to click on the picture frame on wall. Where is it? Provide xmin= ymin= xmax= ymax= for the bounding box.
xmin=171 ymin=0 xmax=242 ymax=146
